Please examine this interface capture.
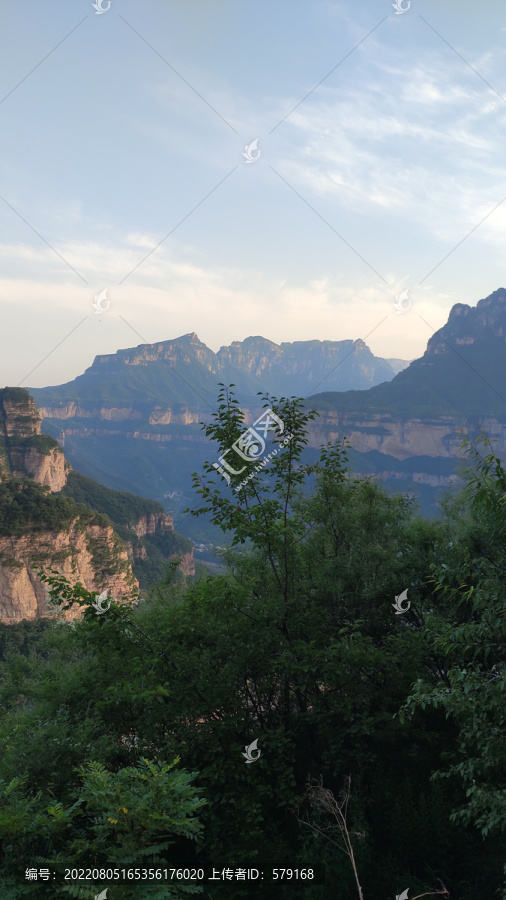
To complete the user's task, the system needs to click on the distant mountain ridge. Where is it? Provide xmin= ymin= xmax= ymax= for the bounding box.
xmin=25 ymin=333 xmax=410 ymax=542
xmin=30 ymin=333 xmax=410 ymax=414
xmin=25 ymin=291 xmax=506 ymax=534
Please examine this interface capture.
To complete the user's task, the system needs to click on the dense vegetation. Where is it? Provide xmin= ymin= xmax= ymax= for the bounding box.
xmin=0 ymin=479 xmax=109 ymax=536
xmin=0 ymin=387 xmax=35 ymax=407
xmin=7 ymin=434 xmax=61 ymax=457
xmin=62 ymin=471 xmax=166 ymax=526
xmin=0 ymin=390 xmax=505 ymax=898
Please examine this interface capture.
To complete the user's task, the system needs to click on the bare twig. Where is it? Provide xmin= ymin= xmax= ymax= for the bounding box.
xmin=294 ymin=775 xmax=364 ymax=900
xmin=410 ymin=881 xmax=449 ymax=900
xmin=294 ymin=777 xmax=449 ymax=900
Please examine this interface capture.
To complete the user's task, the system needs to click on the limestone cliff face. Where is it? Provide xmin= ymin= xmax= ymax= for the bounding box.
xmin=0 ymin=388 xmax=67 ymax=491
xmin=122 ymin=513 xmax=195 ymax=576
xmin=36 ymin=406 xmax=202 ymax=427
xmin=123 ymin=540 xmax=148 ymax=561
xmin=36 ymin=404 xmax=143 ymax=422
xmin=148 ymin=408 xmax=200 ymax=426
xmin=9 ymin=445 xmax=68 ymax=491
xmin=306 ymin=413 xmax=506 ymax=461
xmin=125 ymin=512 xmax=174 ymax=538
xmin=0 ymin=388 xmax=140 ymax=624
xmin=0 ymin=520 xmax=138 ymax=625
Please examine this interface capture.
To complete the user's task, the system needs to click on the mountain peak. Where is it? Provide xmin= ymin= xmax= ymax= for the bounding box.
xmin=424 ymin=287 xmax=506 ymax=360
xmin=309 ymin=287 xmax=506 ymax=419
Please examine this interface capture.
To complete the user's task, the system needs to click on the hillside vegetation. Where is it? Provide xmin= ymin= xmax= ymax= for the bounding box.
xmin=62 ymin=470 xmax=193 ymax=588
xmin=0 ymin=479 xmax=109 ymax=536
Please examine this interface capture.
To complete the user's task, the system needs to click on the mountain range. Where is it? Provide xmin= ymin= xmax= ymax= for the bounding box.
xmin=24 ymin=288 xmax=506 ymax=547
xmin=26 ymin=335 xmax=409 ymax=542
xmin=30 ymin=334 xmax=410 ymax=413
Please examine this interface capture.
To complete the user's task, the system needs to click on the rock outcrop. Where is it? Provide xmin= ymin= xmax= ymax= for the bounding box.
xmin=0 ymin=388 xmax=67 ymax=491
xmin=305 ymin=413 xmax=506 ymax=461
xmin=0 ymin=520 xmax=137 ymax=625
xmin=0 ymin=388 xmax=139 ymax=624
xmin=122 ymin=512 xmax=195 ymax=578
xmin=177 ymin=552 xmax=196 ymax=578
xmin=125 ymin=512 xmax=174 ymax=539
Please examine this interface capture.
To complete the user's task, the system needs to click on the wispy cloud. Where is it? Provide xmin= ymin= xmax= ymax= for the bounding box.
xmin=272 ymin=45 xmax=506 ymax=244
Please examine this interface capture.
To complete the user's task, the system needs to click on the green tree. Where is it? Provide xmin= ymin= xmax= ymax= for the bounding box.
xmin=402 ymin=435 xmax=506 ymax=896
xmin=0 ymin=758 xmax=205 ymax=898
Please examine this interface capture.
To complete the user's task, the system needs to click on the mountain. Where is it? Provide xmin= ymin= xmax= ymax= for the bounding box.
xmin=213 ymin=335 xmax=405 ymax=395
xmin=312 ymin=288 xmax=506 ymax=419
xmin=0 ymin=389 xmax=194 ymax=624
xmin=26 ymin=334 xmax=410 ymax=541
xmin=26 ymin=288 xmax=506 ymax=533
xmin=29 ymin=333 xmax=408 ymax=414
xmin=383 ymin=357 xmax=414 ymax=376
xmin=302 ymin=288 xmax=506 ymax=509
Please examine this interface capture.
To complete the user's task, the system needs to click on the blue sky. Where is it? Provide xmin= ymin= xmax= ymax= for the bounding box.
xmin=1 ymin=0 xmax=506 ymax=388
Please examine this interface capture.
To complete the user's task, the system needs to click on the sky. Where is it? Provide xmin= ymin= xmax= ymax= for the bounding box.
xmin=1 ymin=0 xmax=506 ymax=389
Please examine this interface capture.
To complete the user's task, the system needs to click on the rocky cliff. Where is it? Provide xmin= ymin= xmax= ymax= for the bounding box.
xmin=305 ymin=413 xmax=506 ymax=460
xmin=0 ymin=388 xmax=67 ymax=491
xmin=0 ymin=517 xmax=137 ymax=625
xmin=125 ymin=512 xmax=174 ymax=538
xmin=0 ymin=388 xmax=142 ymax=624
xmin=306 ymin=288 xmax=506 ymax=464
xmin=60 ymin=470 xmax=195 ymax=586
